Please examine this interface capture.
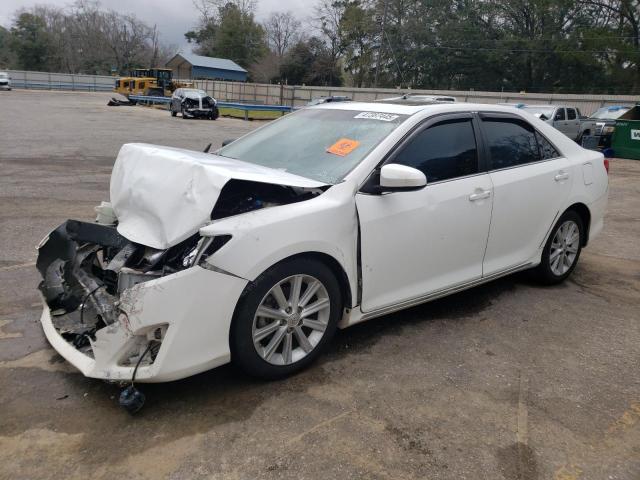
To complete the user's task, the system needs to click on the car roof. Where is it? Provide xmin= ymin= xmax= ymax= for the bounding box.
xmin=311 ymin=101 xmax=529 ymax=117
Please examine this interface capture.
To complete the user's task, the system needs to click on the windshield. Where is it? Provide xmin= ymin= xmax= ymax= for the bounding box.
xmin=521 ymin=106 xmax=555 ymax=117
xmin=183 ymin=89 xmax=206 ymax=96
xmin=0 ymin=73 xmax=7 ymax=78
xmin=217 ymin=108 xmax=408 ymax=184
xmin=590 ymin=107 xmax=630 ymax=119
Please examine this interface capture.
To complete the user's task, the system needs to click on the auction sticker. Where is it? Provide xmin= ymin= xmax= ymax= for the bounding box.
xmin=327 ymin=138 xmax=361 ymax=156
xmin=354 ymin=112 xmax=399 ymax=122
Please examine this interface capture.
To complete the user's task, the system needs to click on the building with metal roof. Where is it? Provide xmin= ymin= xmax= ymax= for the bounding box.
xmin=166 ymin=53 xmax=248 ymax=82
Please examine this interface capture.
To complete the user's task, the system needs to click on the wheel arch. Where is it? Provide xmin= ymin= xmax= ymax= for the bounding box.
xmin=264 ymin=251 xmax=353 ymax=311
xmin=565 ymin=202 xmax=591 ymax=246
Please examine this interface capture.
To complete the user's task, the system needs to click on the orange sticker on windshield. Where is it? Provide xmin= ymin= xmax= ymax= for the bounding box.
xmin=327 ymin=138 xmax=360 ymax=156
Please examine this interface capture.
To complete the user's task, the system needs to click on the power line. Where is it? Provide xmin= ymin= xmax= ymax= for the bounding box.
xmin=411 ymin=44 xmax=637 ymax=54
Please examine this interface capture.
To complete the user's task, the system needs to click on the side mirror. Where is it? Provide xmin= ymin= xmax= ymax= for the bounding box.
xmin=221 ymin=138 xmax=236 ymax=147
xmin=380 ymin=164 xmax=426 ymax=190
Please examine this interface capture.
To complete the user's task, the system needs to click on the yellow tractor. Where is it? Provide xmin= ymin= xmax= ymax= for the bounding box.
xmin=113 ymin=68 xmax=191 ymax=98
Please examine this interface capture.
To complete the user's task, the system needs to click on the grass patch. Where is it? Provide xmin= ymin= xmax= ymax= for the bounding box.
xmin=219 ymin=107 xmax=285 ymax=120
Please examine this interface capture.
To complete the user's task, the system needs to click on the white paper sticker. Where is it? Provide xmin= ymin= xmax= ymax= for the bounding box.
xmin=631 ymin=129 xmax=640 ymax=140
xmin=354 ymin=112 xmax=400 ymax=122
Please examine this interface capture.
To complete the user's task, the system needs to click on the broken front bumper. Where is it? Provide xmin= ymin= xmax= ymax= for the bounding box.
xmin=37 ymin=220 xmax=248 ymax=383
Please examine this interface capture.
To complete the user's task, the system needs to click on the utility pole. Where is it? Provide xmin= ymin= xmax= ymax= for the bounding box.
xmin=373 ymin=0 xmax=388 ymax=88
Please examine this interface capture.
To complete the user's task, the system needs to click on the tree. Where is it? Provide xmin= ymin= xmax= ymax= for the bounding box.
xmin=280 ymin=37 xmax=343 ymax=85
xmin=3 ymin=2 xmax=174 ymax=74
xmin=186 ymin=0 xmax=267 ymax=71
xmin=339 ymin=0 xmax=377 ymax=87
xmin=10 ymin=12 xmax=50 ymax=70
xmin=264 ymin=11 xmax=301 ymax=58
xmin=580 ymin=0 xmax=640 ymax=92
xmin=0 ymin=26 xmax=16 ymax=68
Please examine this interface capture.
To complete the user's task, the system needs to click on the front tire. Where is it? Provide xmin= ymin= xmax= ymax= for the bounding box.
xmin=170 ymin=108 xmax=177 ymax=117
xmin=230 ymin=258 xmax=342 ymax=379
xmin=535 ymin=210 xmax=583 ymax=284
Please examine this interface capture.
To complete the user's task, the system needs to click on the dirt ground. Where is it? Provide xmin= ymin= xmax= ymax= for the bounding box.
xmin=0 ymin=90 xmax=638 ymax=480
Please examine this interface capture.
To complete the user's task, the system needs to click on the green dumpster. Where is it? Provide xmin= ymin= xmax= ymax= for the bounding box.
xmin=611 ymin=104 xmax=640 ymax=160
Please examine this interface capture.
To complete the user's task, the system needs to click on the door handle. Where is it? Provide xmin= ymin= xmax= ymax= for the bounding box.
xmin=469 ymin=190 xmax=491 ymax=201
xmin=554 ymin=171 xmax=570 ymax=182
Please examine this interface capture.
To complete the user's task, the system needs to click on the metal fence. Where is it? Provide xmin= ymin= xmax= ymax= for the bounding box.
xmin=3 ymin=69 xmax=638 ymax=115
xmin=5 ymin=70 xmax=114 ymax=92
xmin=193 ymin=79 xmax=640 ymax=116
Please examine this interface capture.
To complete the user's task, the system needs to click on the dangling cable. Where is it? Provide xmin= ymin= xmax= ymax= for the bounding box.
xmin=79 ymin=284 xmax=105 ymax=324
xmin=131 ymin=342 xmax=154 ymax=385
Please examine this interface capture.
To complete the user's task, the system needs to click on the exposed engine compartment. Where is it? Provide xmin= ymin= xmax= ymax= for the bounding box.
xmin=211 ymin=179 xmax=326 ymax=220
xmin=36 ymin=179 xmax=326 ymax=359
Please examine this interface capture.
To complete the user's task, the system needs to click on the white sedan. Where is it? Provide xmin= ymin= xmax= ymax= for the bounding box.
xmin=36 ymin=102 xmax=608 ymax=383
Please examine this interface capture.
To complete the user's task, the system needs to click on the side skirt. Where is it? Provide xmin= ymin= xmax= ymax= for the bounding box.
xmin=338 ymin=261 xmax=535 ymax=328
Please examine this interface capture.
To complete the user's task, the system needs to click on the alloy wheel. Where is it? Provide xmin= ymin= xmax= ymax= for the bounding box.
xmin=252 ymin=274 xmax=331 ymax=366
xmin=549 ymin=220 xmax=580 ymax=276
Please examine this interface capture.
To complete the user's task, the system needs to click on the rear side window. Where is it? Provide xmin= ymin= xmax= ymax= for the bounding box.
xmin=535 ymin=132 xmax=560 ymax=160
xmin=567 ymin=108 xmax=577 ymax=120
xmin=393 ymin=118 xmax=478 ymax=182
xmin=482 ymin=118 xmax=539 ymax=169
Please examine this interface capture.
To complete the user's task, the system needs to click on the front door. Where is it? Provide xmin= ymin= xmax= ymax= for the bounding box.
xmin=357 ymin=114 xmax=493 ymax=312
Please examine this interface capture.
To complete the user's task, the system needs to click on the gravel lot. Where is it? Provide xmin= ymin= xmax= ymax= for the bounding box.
xmin=0 ymin=90 xmax=638 ymax=480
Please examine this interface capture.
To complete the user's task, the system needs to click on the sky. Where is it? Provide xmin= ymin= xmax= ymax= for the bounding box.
xmin=0 ymin=0 xmax=311 ymax=51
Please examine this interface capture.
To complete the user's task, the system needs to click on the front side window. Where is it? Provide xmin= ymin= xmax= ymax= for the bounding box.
xmin=567 ymin=108 xmax=577 ymax=120
xmin=482 ymin=118 xmax=539 ymax=169
xmin=392 ymin=118 xmax=479 ymax=182
xmin=555 ymin=109 xmax=566 ymax=121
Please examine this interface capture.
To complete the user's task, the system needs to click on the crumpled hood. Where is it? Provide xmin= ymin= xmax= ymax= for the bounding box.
xmin=110 ymin=143 xmax=326 ymax=249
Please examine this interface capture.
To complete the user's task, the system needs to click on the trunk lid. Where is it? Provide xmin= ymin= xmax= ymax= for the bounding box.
xmin=110 ymin=143 xmax=326 ymax=249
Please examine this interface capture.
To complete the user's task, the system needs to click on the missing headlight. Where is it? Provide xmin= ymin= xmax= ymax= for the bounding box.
xmin=183 ymin=235 xmax=232 ymax=268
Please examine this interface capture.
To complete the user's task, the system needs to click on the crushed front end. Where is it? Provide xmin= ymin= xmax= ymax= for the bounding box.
xmin=36 ymin=215 xmax=248 ymax=382
xmin=182 ymin=95 xmax=219 ymax=119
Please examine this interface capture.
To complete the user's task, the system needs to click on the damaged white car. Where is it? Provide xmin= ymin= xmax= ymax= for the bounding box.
xmin=36 ymin=102 xmax=608 ymax=385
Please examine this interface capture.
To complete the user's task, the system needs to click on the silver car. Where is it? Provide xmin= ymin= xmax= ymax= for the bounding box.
xmin=170 ymin=88 xmax=219 ymax=120
xmin=0 ymin=72 xmax=12 ymax=91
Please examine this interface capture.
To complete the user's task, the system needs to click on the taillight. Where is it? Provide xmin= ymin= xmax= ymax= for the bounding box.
xmin=604 ymin=158 xmax=610 ymax=174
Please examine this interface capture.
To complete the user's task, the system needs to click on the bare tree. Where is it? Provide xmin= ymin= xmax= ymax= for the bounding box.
xmin=264 ymin=11 xmax=301 ymax=58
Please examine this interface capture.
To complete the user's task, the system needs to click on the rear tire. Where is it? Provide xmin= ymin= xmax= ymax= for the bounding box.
xmin=170 ymin=108 xmax=177 ymax=117
xmin=534 ymin=210 xmax=583 ymax=285
xmin=230 ymin=258 xmax=342 ymax=379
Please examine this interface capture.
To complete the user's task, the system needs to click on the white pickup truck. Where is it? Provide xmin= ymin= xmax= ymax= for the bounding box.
xmin=519 ymin=105 xmax=596 ymax=143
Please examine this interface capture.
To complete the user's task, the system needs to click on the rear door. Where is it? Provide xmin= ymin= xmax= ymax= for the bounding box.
xmin=478 ymin=113 xmax=573 ymax=275
xmin=553 ymin=108 xmax=569 ymax=136
xmin=566 ymin=108 xmax=580 ymax=139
